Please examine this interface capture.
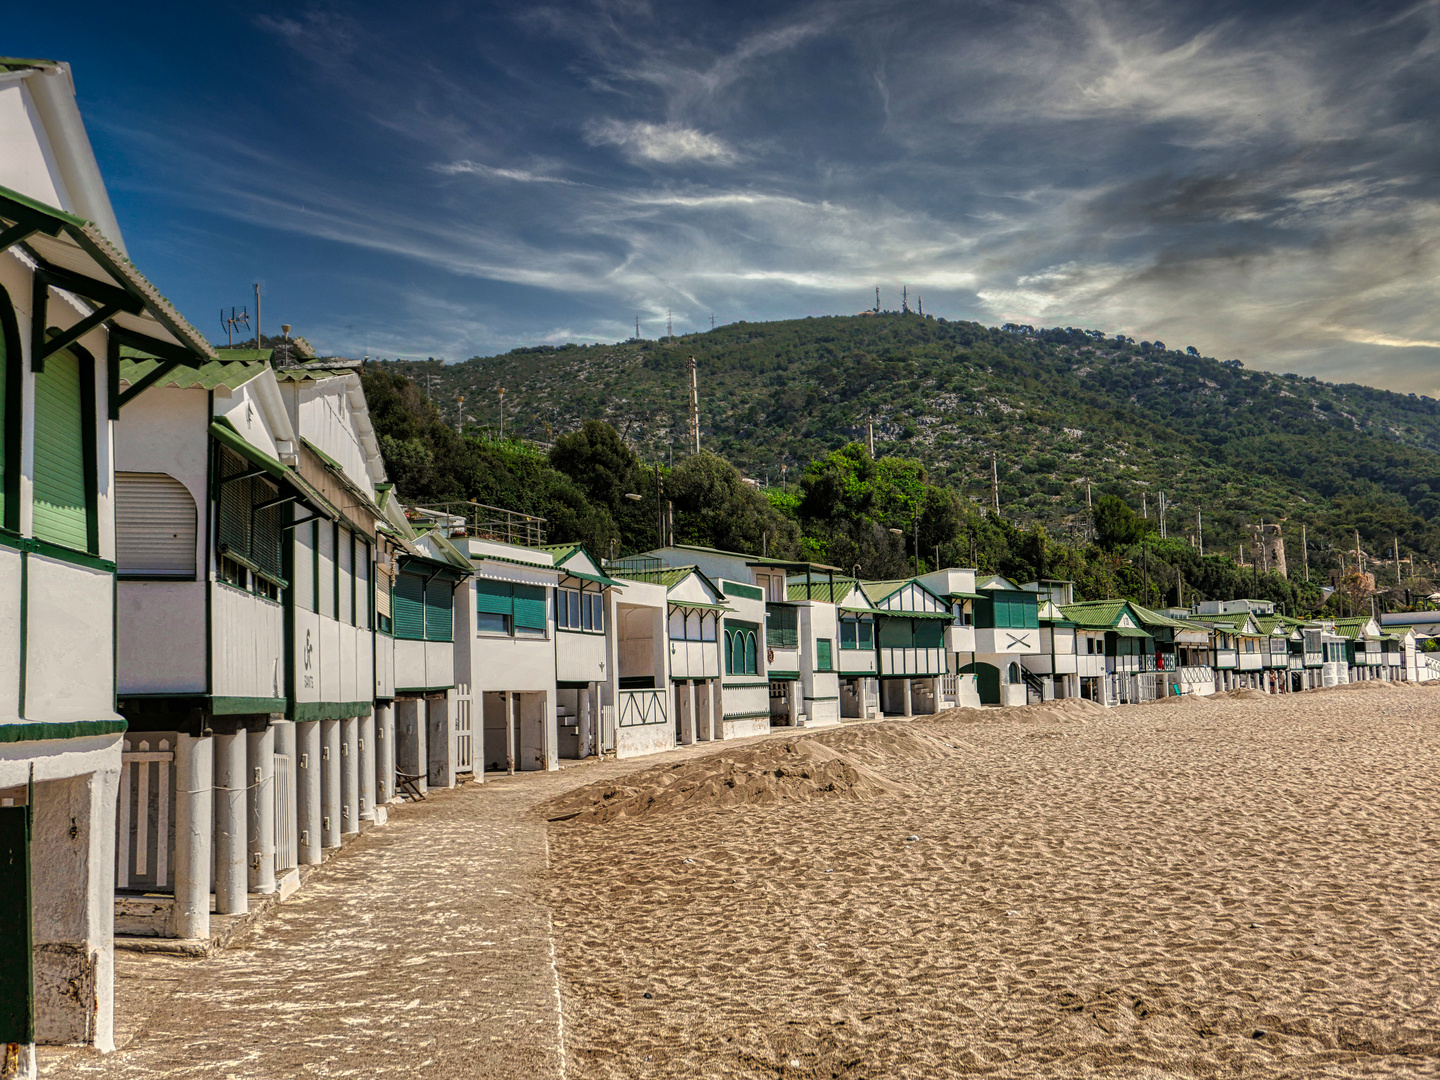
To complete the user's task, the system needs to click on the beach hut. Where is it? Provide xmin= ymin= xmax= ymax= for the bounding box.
xmin=1019 ymin=579 xmax=1078 ymax=701
xmin=792 ymin=577 xmax=886 ymax=719
xmin=860 ymin=578 xmax=951 ymax=715
xmin=917 ymin=567 xmax=984 ymax=708
xmin=970 ymin=575 xmax=1043 ymax=707
xmin=0 ymin=56 xmax=212 ymax=1068
xmin=1332 ymin=616 xmax=1385 ymax=682
xmin=1131 ymin=603 xmax=1214 ymax=697
xmin=1059 ymin=600 xmax=1161 ymax=705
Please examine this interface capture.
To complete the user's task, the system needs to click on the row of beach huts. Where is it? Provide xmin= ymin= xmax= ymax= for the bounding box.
xmin=1 ymin=57 xmax=1436 ymax=1078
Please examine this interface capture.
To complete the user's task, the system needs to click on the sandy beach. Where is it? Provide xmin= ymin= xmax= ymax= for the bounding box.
xmin=543 ymin=683 xmax=1440 ymax=1079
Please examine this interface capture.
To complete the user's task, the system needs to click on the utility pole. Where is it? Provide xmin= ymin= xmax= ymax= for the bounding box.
xmin=1086 ymin=483 xmax=1093 ymax=542
xmin=1395 ymin=536 xmax=1402 ymax=587
xmin=655 ymin=464 xmax=663 ymax=549
xmin=1142 ymin=493 xmax=1147 ymax=519
xmin=1159 ymin=491 xmax=1167 ymax=539
xmin=913 ymin=510 xmax=920 ymax=575
xmin=497 ymin=387 xmax=506 ymax=440
xmin=635 ymin=315 xmax=640 ymax=340
xmin=991 ymin=452 xmax=999 ymax=514
xmin=254 ymin=282 xmax=262 ymax=354
xmin=667 ymin=309 xmax=673 ymax=338
xmin=1197 ymin=510 xmax=1203 ymax=557
xmin=902 ymin=285 xmax=909 ymax=314
xmin=867 ymin=418 xmax=875 ymax=457
xmin=687 ymin=356 xmax=700 ymax=454
xmin=874 ymin=285 xmax=880 ymax=314
xmin=710 ymin=313 xmax=715 ymax=331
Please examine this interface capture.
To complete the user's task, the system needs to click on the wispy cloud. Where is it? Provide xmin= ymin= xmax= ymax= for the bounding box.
xmin=584 ymin=119 xmax=739 ymax=164
xmin=432 ymin=160 xmax=577 ymax=184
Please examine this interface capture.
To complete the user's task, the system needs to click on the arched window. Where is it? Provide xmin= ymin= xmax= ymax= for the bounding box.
xmin=1008 ymin=662 xmax=1021 ymax=684
xmin=724 ymin=630 xmax=734 ymax=674
xmin=0 ymin=284 xmax=20 ymax=532
xmin=745 ymin=631 xmax=757 ymax=674
xmin=115 ymin=472 xmax=197 ymax=578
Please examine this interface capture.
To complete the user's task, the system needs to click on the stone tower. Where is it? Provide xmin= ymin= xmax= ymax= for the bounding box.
xmin=1251 ymin=522 xmax=1288 ymax=579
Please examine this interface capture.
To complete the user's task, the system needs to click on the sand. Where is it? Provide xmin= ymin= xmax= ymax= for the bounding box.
xmin=542 ymin=683 xmax=1440 ymax=1078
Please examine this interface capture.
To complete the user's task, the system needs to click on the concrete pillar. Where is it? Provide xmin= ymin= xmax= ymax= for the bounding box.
xmin=375 ymin=703 xmax=396 ymax=803
xmin=903 ymin=678 xmax=913 ymax=717
xmin=172 ymin=734 xmax=212 ymax=941
xmin=685 ymin=681 xmax=698 ymax=745
xmin=296 ymin=720 xmax=322 ymax=866
xmin=320 ymin=719 xmax=342 ymax=848
xmin=340 ymin=716 xmax=360 ymax=835
xmin=505 ymin=692 xmax=516 ymax=775
xmin=270 ymin=721 xmax=298 ymax=874
xmin=359 ymin=711 xmax=376 ymax=822
xmin=212 ymin=731 xmax=248 ymax=915
xmin=27 ymin=761 xmax=120 ymax=1053
xmin=428 ymin=694 xmax=455 ymax=789
xmin=246 ymin=725 xmax=276 ymax=895
xmin=578 ymin=685 xmax=593 ymax=759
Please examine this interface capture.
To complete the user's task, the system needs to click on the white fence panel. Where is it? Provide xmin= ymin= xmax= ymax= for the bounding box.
xmin=454 ymin=683 xmax=474 ymax=773
xmin=274 ymin=752 xmax=297 ymax=873
xmin=117 ymin=737 xmax=175 ymax=892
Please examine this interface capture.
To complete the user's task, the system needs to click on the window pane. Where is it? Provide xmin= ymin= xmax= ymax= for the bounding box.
xmin=840 ymin=620 xmax=856 ymax=649
xmin=745 ymin=632 xmax=757 ymax=674
xmin=859 ymin=620 xmax=873 ymax=649
xmin=477 ymin=610 xmax=509 ymax=634
xmin=669 ymin=609 xmax=685 ymax=641
xmin=570 ymin=591 xmax=582 ymax=629
xmin=591 ymin=593 xmax=604 ymax=632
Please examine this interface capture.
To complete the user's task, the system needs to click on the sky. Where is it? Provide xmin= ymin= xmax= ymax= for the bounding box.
xmin=9 ymin=0 xmax=1440 ymax=392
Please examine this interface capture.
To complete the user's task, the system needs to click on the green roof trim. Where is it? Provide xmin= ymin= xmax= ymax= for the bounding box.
xmin=119 ymin=357 xmax=267 ymax=393
xmin=0 ymin=719 xmax=127 ymax=743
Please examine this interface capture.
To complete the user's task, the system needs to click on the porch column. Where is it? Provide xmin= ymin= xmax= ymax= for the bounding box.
xmin=578 ymin=685 xmax=593 ymax=758
xmin=341 ymin=715 xmax=360 ymax=836
xmin=359 ymin=711 xmax=376 ymax=822
xmin=903 ymin=678 xmax=913 ymax=717
xmin=506 ymin=692 xmax=516 ymax=775
xmin=172 ymin=733 xmax=212 ymax=941
xmin=246 ymin=724 xmax=276 ymax=895
xmin=375 ymin=703 xmax=396 ymax=803
xmin=788 ymin=682 xmax=799 ymax=726
xmin=321 ymin=719 xmax=341 ymax=849
xmin=686 ymin=681 xmax=698 ymax=745
xmin=28 ymin=762 xmax=121 ymax=1052
xmin=296 ymin=720 xmax=322 ymax=865
xmin=428 ymin=693 xmax=455 ymax=789
xmin=213 ymin=730 xmax=248 ymax=915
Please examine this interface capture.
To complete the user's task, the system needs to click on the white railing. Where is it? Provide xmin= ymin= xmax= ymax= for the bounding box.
xmin=117 ymin=737 xmax=174 ymax=892
xmin=454 ymin=683 xmax=473 ymax=773
xmin=274 ymin=752 xmax=297 ymax=873
xmin=940 ymin=673 xmax=959 ymax=699
xmin=618 ymin=688 xmax=669 ymax=727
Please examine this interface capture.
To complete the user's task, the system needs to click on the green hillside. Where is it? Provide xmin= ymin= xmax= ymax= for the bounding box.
xmin=374 ymin=314 xmax=1440 ymax=569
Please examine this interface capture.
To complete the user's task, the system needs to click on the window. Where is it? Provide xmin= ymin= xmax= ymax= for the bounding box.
xmin=766 ymin=603 xmax=798 ymax=648
xmin=214 ymin=445 xmax=285 ymax=597
xmin=32 ymin=346 xmax=96 ymax=552
xmin=556 ymin=586 xmax=603 ymax=632
xmin=357 ymin=541 xmax=371 ymax=629
xmin=816 ymin=638 xmax=833 ymax=671
xmin=725 ymin=621 xmax=759 ymax=675
xmin=115 ymin=472 xmax=196 ymax=578
xmin=393 ymin=571 xmax=426 ymax=639
xmin=424 ymin=577 xmax=454 ymax=642
xmin=840 ymin=619 xmax=857 ymax=649
xmin=374 ymin=544 xmax=392 ymax=633
xmin=951 ymin=602 xmax=973 ymax=626
xmin=295 ymin=522 xmax=315 ymax=612
xmin=338 ymin=528 xmax=353 ymax=625
xmin=477 ymin=578 xmax=549 ymax=637
xmin=1008 ymin=662 xmax=1021 ymax=684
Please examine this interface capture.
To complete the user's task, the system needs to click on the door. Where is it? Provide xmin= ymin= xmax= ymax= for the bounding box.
xmin=0 ymin=802 xmax=32 ymax=1046
xmin=961 ymin=662 xmax=1000 ymax=705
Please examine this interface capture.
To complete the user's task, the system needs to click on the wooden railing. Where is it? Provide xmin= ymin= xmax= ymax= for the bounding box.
xmin=117 ymin=737 xmax=175 ymax=892
xmin=618 ymin=688 xmax=668 ymax=727
xmin=454 ymin=684 xmax=473 ymax=773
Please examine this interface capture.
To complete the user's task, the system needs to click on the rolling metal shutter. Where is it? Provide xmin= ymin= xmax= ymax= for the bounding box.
xmin=424 ymin=578 xmax=455 ymax=642
xmin=293 ymin=521 xmax=315 ymax=611
xmin=475 ymin=579 xmax=511 ymax=615
xmin=392 ymin=571 xmax=425 ymax=639
xmin=31 ymin=350 xmax=88 ymax=550
xmin=115 ymin=472 xmax=196 ymax=577
xmin=317 ymin=520 xmax=335 ymax=618
xmin=374 ymin=549 xmax=391 ymax=621
xmin=512 ymin=584 xmax=547 ymax=630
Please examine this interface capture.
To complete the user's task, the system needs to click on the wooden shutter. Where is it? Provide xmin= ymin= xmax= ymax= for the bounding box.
xmin=914 ymin=620 xmax=943 ymax=649
xmin=32 ymin=350 xmax=88 ymax=550
xmin=392 ymin=571 xmax=425 ymax=639
xmin=374 ymin=547 xmax=392 ymax=621
xmin=214 ymin=449 xmax=251 ymax=557
xmin=816 ymin=638 xmax=832 ymax=670
xmin=424 ymin=578 xmax=454 ymax=642
xmin=115 ymin=472 xmax=196 ymax=577
xmin=879 ymin=617 xmax=910 ymax=649
xmin=513 ymin=584 xmax=547 ymax=630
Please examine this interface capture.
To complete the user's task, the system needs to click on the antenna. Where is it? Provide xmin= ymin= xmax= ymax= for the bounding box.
xmin=710 ymin=313 xmax=715 ymax=331
xmin=220 ymin=306 xmax=250 ymax=348
xmin=917 ymin=295 xmax=923 ymax=317
xmin=254 ymin=282 xmax=262 ymax=352
xmin=687 ymin=356 xmax=700 ymax=455
xmin=874 ymin=285 xmax=880 ymax=314
xmin=903 ymin=285 xmax=909 ymax=314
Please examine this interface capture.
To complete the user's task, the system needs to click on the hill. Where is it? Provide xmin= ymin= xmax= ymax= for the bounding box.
xmin=374 ymin=314 xmax=1440 ymax=569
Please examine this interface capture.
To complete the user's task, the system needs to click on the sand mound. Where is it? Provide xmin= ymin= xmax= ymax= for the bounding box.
xmin=541 ymin=738 xmax=898 ymax=824
xmin=807 ymin=722 xmax=962 ymax=761
xmin=1224 ymin=687 xmax=1269 ymax=700
xmin=932 ymin=697 xmax=1108 ymax=726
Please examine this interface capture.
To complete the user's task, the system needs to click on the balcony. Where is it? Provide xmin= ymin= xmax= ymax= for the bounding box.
xmin=944 ymin=624 xmax=975 ymax=654
xmin=974 ymin=626 xmax=1041 ymax=655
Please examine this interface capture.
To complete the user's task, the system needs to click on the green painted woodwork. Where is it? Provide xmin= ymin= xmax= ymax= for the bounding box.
xmin=878 ymin=618 xmax=911 ymax=648
xmin=393 ymin=572 xmax=425 ymax=640
xmin=475 ymin=578 xmax=511 ymax=615
xmin=0 ymin=718 xmax=126 ymax=743
xmin=765 ymin=602 xmax=798 ymax=648
xmin=721 ymin=580 xmax=762 ymax=601
xmin=209 ymin=696 xmax=287 ymax=715
xmin=975 ymin=591 xmax=1040 ymax=629
xmin=424 ymin=577 xmax=455 ymax=642
xmin=816 ymin=638 xmax=833 ymax=671
xmin=0 ymin=804 xmax=33 ymax=1044
xmin=288 ymin=701 xmax=373 ymax=722
xmin=914 ymin=620 xmax=944 ymax=649
xmin=0 ymin=288 xmax=18 ymax=533
xmin=31 ymin=348 xmax=88 ymax=550
xmin=961 ymin=662 xmax=1001 ymax=705
xmin=512 ymin=583 xmax=546 ymax=631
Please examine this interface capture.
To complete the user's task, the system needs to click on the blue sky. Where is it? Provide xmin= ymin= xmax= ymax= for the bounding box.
xmin=10 ymin=1 xmax=1440 ymax=392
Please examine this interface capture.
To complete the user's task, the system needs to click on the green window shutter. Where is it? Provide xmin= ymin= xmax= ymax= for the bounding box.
xmin=513 ymin=584 xmax=547 ymax=630
xmin=879 ymin=618 xmax=910 ymax=648
xmin=393 ymin=572 xmax=425 ymax=640
xmin=816 ymin=638 xmax=832 ymax=671
xmin=0 ymin=319 xmax=7 ymax=528
xmin=424 ymin=578 xmax=454 ymax=642
xmin=914 ymin=620 xmax=943 ymax=649
xmin=32 ymin=350 xmax=88 ymax=550
xmin=859 ymin=619 xmax=873 ymax=649
xmin=476 ymin=579 xmax=512 ymax=615
xmin=745 ymin=632 xmax=757 ymax=674
xmin=766 ymin=603 xmax=798 ymax=648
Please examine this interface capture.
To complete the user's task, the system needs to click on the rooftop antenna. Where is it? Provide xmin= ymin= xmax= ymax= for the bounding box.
xmin=220 ymin=306 xmax=250 ymax=348
xmin=254 ymin=282 xmax=262 ymax=353
xmin=902 ymin=285 xmax=909 ymax=314
xmin=687 ymin=356 xmax=700 ymax=455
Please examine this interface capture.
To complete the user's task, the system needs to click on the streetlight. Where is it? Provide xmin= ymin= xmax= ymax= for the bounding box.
xmin=624 ymin=493 xmax=642 ymax=502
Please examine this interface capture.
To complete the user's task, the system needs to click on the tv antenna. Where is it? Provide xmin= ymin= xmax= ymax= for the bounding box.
xmin=710 ymin=313 xmax=715 ymax=331
xmin=220 ymin=306 xmax=250 ymax=347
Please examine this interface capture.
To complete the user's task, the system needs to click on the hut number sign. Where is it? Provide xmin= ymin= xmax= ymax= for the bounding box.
xmin=302 ymin=629 xmax=315 ymax=689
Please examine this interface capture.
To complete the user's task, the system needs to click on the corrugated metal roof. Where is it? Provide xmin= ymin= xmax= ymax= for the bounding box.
xmin=274 ymin=366 xmax=353 ymax=382
xmin=787 ymin=578 xmax=858 ymax=603
xmin=119 ymin=357 xmax=266 ymax=392
xmin=1060 ymin=600 xmax=1131 ymax=628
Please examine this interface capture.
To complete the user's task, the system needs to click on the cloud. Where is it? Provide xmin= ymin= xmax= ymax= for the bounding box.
xmin=432 ymin=160 xmax=577 ymax=185
xmin=584 ymin=120 xmax=739 ymax=164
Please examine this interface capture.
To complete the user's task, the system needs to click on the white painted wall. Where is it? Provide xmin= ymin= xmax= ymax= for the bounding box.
xmin=0 ymin=546 xmax=21 ymax=723
xmin=556 ymin=631 xmax=607 ymax=683
xmin=26 ymin=557 xmax=116 ymax=723
xmin=117 ymin=582 xmax=204 ymax=694
xmin=211 ymin=584 xmax=284 ymax=701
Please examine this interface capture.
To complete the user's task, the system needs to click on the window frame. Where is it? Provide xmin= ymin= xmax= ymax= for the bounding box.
xmin=0 ymin=285 xmax=22 ymax=535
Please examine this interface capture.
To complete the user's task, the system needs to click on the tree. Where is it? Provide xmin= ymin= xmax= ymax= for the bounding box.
xmin=1093 ymin=495 xmax=1154 ymax=550
xmin=668 ymin=452 xmax=799 ymax=556
xmin=549 ymin=420 xmax=638 ymax=514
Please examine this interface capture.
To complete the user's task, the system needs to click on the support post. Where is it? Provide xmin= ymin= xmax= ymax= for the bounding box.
xmin=340 ymin=716 xmax=359 ymax=835
xmin=903 ymin=678 xmax=913 ymax=717
xmin=359 ymin=712 xmax=376 ymax=822
xmin=296 ymin=721 xmax=322 ymax=865
xmin=428 ymin=694 xmax=455 ymax=789
xmin=246 ymin=725 xmax=276 ymax=895
xmin=172 ymin=734 xmax=212 ymax=941
xmin=506 ymin=692 xmax=516 ymax=775
xmin=212 ymin=731 xmax=248 ymax=915
xmin=376 ymin=703 xmax=396 ymax=803
xmin=320 ymin=719 xmax=341 ymax=849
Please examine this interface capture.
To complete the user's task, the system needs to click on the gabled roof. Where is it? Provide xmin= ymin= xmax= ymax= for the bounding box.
xmin=861 ymin=577 xmax=951 ymax=616
xmin=1331 ymin=616 xmax=1380 ymax=640
xmin=1129 ymin=603 xmax=1196 ymax=631
xmin=118 ymin=357 xmax=266 ymax=393
xmin=976 ymin=573 xmax=1024 ymax=592
xmin=1061 ymin=600 xmax=1153 ymax=633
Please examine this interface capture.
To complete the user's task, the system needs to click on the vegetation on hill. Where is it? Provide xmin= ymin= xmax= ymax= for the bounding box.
xmin=373 ymin=314 xmax=1440 ymax=588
